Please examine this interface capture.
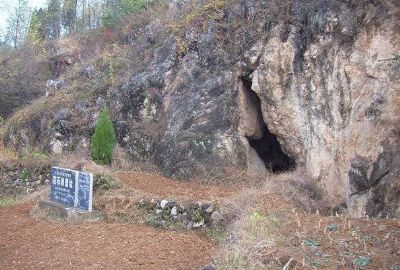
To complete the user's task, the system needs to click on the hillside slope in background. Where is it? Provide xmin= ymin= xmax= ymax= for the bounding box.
xmin=1 ymin=0 xmax=399 ymax=219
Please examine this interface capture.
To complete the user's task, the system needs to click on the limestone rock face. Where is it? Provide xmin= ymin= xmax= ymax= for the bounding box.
xmin=154 ymin=52 xmax=246 ymax=178
xmin=247 ymin=2 xmax=397 ymax=218
xmin=247 ymin=2 xmax=400 ymax=217
xmin=117 ymin=0 xmax=400 ymax=216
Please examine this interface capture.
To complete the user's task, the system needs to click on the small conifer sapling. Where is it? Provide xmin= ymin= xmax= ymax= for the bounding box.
xmin=91 ymin=107 xmax=117 ymax=164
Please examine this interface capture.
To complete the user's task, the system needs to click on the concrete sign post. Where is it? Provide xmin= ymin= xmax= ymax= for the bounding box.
xmin=50 ymin=167 xmax=77 ymax=208
xmin=77 ymin=171 xmax=93 ymax=211
xmin=50 ymin=167 xmax=93 ymax=212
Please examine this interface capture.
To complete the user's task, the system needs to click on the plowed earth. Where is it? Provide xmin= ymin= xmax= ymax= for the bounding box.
xmin=116 ymin=172 xmax=237 ymax=199
xmin=0 ymin=172 xmax=225 ymax=270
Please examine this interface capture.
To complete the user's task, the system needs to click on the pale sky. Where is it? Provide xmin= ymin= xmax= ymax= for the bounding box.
xmin=0 ymin=0 xmax=47 ymax=38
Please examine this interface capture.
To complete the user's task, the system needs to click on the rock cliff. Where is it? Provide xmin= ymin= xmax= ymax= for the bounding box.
xmin=246 ymin=0 xmax=400 ymax=218
xmin=4 ymin=0 xmax=400 ymax=217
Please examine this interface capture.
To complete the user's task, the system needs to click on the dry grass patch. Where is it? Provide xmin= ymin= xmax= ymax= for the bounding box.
xmin=212 ymin=169 xmax=400 ymax=269
xmin=4 ymin=91 xmax=78 ymax=132
xmin=0 ymin=144 xmax=17 ymax=162
xmin=93 ymin=188 xmax=148 ymax=223
xmin=0 ymin=197 xmax=16 ymax=208
xmin=169 ymin=0 xmax=228 ymax=54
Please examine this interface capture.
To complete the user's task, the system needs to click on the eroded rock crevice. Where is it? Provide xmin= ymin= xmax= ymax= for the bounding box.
xmin=239 ymin=75 xmax=295 ymax=174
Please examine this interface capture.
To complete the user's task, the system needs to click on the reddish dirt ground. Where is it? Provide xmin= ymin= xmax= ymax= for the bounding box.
xmin=0 ymin=203 xmax=215 ymax=270
xmin=116 ymin=172 xmax=237 ymax=200
xmin=3 ymin=172 xmax=399 ymax=270
xmin=1 ymin=172 xmax=237 ymax=270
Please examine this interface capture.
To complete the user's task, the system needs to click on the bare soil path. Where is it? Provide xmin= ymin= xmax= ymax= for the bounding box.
xmin=0 ymin=172 xmax=225 ymax=270
xmin=116 ymin=171 xmax=238 ymax=200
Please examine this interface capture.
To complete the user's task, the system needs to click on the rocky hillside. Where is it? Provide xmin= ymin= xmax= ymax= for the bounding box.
xmin=2 ymin=0 xmax=400 ymax=218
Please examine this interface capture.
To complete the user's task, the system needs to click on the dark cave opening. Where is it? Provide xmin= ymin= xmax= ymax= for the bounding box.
xmin=247 ymin=125 xmax=296 ymax=173
xmin=240 ymin=76 xmax=295 ymax=173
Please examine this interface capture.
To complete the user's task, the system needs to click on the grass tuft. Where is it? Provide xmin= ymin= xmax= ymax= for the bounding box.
xmin=0 ymin=197 xmax=16 ymax=208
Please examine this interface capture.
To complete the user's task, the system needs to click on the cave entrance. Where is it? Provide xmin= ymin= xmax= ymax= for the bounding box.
xmin=239 ymin=75 xmax=295 ymax=173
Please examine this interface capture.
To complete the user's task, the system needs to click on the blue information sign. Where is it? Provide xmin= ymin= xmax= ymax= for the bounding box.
xmin=50 ymin=167 xmax=93 ymax=212
xmin=50 ymin=167 xmax=76 ymax=207
xmin=77 ymin=172 xmax=93 ymax=211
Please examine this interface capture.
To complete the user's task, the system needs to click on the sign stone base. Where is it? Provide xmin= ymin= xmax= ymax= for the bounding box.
xmin=38 ymin=200 xmax=100 ymax=224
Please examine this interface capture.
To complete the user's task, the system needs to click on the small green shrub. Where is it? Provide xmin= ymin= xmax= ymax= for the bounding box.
xmin=93 ymin=174 xmax=120 ymax=192
xmin=249 ymin=210 xmax=264 ymax=236
xmin=145 ymin=215 xmax=162 ymax=227
xmin=0 ymin=197 xmax=16 ymax=207
xmin=91 ymin=107 xmax=117 ymax=164
xmin=250 ymin=211 xmax=264 ymax=225
xmin=31 ymin=151 xmax=48 ymax=159
xmin=353 ymin=256 xmax=371 ymax=267
xmin=20 ymin=170 xmax=30 ymax=182
xmin=303 ymin=239 xmax=320 ymax=250
xmin=205 ymin=226 xmax=227 ymax=243
xmin=327 ymin=223 xmax=338 ymax=232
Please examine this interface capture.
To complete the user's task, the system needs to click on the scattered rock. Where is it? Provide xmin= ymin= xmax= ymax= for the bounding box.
xmin=197 ymin=201 xmax=203 ymax=209
xmin=178 ymin=203 xmax=185 ymax=212
xmin=171 ymin=206 xmax=178 ymax=217
xmin=186 ymin=221 xmax=193 ymax=230
xmin=75 ymin=100 xmax=91 ymax=113
xmin=188 ymin=202 xmax=199 ymax=211
xmin=142 ymin=198 xmax=221 ymax=229
xmin=150 ymin=199 xmax=157 ymax=207
xmin=54 ymin=109 xmax=72 ymax=122
xmin=226 ymin=233 xmax=239 ymax=244
xmin=160 ymin=199 xmax=169 ymax=210
xmin=201 ymin=264 xmax=215 ymax=270
xmin=201 ymin=202 xmax=211 ymax=211
xmin=96 ymin=97 xmax=106 ymax=109
xmin=193 ymin=222 xmax=203 ymax=228
xmin=160 ymin=200 xmax=168 ymax=209
xmin=211 ymin=211 xmax=224 ymax=224
xmin=205 ymin=204 xmax=215 ymax=214
xmin=82 ymin=64 xmax=94 ymax=79
xmin=45 ymin=79 xmax=65 ymax=91
xmin=84 ymin=217 xmax=101 ymax=223
xmin=138 ymin=199 xmax=146 ymax=206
